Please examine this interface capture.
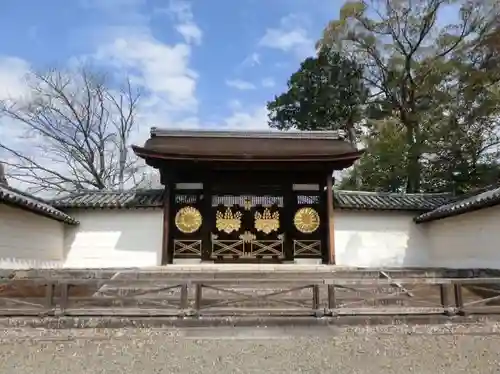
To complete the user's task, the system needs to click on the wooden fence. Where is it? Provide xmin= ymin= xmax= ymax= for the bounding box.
xmin=1 ymin=274 xmax=500 ymax=318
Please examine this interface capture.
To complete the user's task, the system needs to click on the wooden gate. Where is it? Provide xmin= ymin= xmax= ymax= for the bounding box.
xmin=171 ymin=190 xmax=204 ymax=261
xmin=290 ymin=192 xmax=325 ymax=262
xmin=210 ymin=194 xmax=285 ymax=261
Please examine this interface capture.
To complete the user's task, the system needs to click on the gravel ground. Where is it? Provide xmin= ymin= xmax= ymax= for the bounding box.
xmin=0 ymin=323 xmax=500 ymax=373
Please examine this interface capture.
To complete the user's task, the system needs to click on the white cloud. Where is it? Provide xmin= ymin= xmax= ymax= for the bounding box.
xmin=258 ymin=14 xmax=315 ymax=59
xmin=261 ymin=77 xmax=275 ymax=88
xmin=95 ymin=30 xmax=198 ymax=112
xmin=87 ymin=0 xmax=204 ymax=136
xmin=163 ymin=0 xmax=202 ymax=45
xmin=82 ymin=0 xmax=209 ymax=144
xmin=228 ymin=99 xmax=242 ymax=110
xmin=223 ymin=106 xmax=270 ymax=130
xmin=176 ymin=23 xmax=202 ymax=45
xmin=0 ymin=56 xmax=41 ymax=188
xmin=0 ymin=57 xmax=30 ymax=100
xmin=225 ymin=79 xmax=256 ymax=90
xmin=0 ymin=1 xmax=206 ymax=192
xmin=0 ymin=57 xmax=31 ymax=149
xmin=260 ymin=29 xmax=310 ymax=51
xmin=86 ymin=0 xmax=206 ymax=141
xmin=241 ymin=52 xmax=261 ymax=67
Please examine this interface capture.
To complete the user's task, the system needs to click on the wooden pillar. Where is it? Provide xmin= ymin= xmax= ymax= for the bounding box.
xmin=282 ymin=176 xmax=294 ymax=262
xmin=201 ymin=178 xmax=212 ymax=261
xmin=161 ymin=184 xmax=172 ymax=265
xmin=326 ymin=172 xmax=335 ymax=265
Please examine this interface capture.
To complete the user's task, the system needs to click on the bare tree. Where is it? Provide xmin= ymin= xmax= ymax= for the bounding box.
xmin=0 ymin=162 xmax=7 ymax=186
xmin=0 ymin=67 xmax=144 ymax=195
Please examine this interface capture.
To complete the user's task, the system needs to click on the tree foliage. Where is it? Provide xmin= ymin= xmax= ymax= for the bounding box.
xmin=0 ymin=67 xmax=144 ymax=194
xmin=317 ymin=0 xmax=500 ymax=192
xmin=267 ymin=48 xmax=367 ymax=144
xmin=339 ymin=117 xmax=408 ymax=192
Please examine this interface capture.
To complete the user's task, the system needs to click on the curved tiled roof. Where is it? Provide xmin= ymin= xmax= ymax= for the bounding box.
xmin=51 ymin=188 xmax=450 ymax=212
xmin=415 ymin=184 xmax=500 ymax=223
xmin=151 ymin=128 xmax=346 ymax=140
xmin=0 ymin=184 xmax=78 ymax=224
xmin=132 ymin=127 xmax=362 ymax=165
xmin=51 ymin=189 xmax=165 ymax=209
xmin=335 ymin=190 xmax=451 ymax=211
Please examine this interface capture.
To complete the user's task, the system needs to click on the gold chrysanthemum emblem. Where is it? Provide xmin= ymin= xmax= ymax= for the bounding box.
xmin=175 ymin=206 xmax=202 ymax=233
xmin=294 ymin=207 xmax=320 ymax=233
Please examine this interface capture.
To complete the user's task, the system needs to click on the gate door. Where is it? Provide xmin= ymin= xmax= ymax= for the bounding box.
xmin=210 ymin=195 xmax=284 ymax=261
xmin=290 ymin=193 xmax=325 ymax=261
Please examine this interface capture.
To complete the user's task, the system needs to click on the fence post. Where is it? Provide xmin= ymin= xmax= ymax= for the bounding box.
xmin=440 ymin=283 xmax=456 ymax=316
xmin=194 ymin=284 xmax=202 ymax=317
xmin=311 ymin=285 xmax=323 ymax=317
xmin=45 ymin=282 xmax=54 ymax=314
xmin=180 ymin=284 xmax=189 ymax=316
xmin=454 ymin=283 xmax=465 ymax=316
xmin=59 ymin=282 xmax=69 ymax=316
xmin=327 ymin=284 xmax=337 ymax=316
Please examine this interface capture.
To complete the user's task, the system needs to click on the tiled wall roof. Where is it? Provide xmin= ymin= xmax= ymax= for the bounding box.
xmin=415 ymin=185 xmax=500 ymax=223
xmin=335 ymin=190 xmax=451 ymax=211
xmin=0 ymin=184 xmax=78 ymax=224
xmin=51 ymin=189 xmax=451 ymax=212
xmin=51 ymin=189 xmax=165 ymax=209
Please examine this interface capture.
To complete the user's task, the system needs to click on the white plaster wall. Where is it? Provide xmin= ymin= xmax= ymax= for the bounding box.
xmin=0 ymin=204 xmax=64 ymax=268
xmin=426 ymin=205 xmax=500 ymax=269
xmin=334 ymin=210 xmax=429 ymax=267
xmin=63 ymin=209 xmax=163 ymax=268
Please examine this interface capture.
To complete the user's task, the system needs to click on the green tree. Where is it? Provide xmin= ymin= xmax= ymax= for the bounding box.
xmin=339 ymin=117 xmax=408 ymax=192
xmin=267 ymin=48 xmax=367 ymax=144
xmin=317 ymin=0 xmax=500 ymax=192
xmin=421 ymin=23 xmax=500 ymax=193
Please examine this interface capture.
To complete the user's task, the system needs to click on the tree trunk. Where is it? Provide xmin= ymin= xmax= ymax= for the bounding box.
xmin=118 ymin=142 xmax=126 ymax=191
xmin=405 ymin=122 xmax=421 ymax=193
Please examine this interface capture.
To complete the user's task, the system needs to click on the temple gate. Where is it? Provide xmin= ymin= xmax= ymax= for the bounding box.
xmin=132 ymin=129 xmax=362 ymax=264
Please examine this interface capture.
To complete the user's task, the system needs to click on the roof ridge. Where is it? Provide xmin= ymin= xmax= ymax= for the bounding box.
xmin=151 ymin=127 xmax=343 ymax=134
xmin=50 ymin=188 xmax=165 ymax=201
xmin=0 ymin=184 xmax=53 ymax=205
xmin=415 ymin=184 xmax=500 ymax=223
xmin=52 ymin=187 xmax=455 ymax=197
xmin=0 ymin=184 xmax=78 ymax=224
xmin=453 ymin=183 xmax=500 ymax=200
xmin=52 ymin=187 xmax=450 ymax=212
xmin=336 ymin=189 xmax=452 ymax=197
xmin=150 ymin=128 xmax=346 ymax=140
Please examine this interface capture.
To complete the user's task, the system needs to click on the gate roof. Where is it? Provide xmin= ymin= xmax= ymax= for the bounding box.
xmin=132 ymin=128 xmax=363 ymax=167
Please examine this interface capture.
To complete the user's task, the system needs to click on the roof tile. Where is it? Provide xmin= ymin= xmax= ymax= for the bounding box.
xmin=51 ymin=189 xmax=450 ymax=212
xmin=334 ymin=190 xmax=450 ymax=211
xmin=151 ymin=128 xmax=346 ymax=140
xmin=415 ymin=184 xmax=500 ymax=223
xmin=0 ymin=185 xmax=78 ymax=224
xmin=51 ymin=189 xmax=164 ymax=209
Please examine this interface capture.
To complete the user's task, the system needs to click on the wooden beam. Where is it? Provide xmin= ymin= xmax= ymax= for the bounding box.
xmin=326 ymin=173 xmax=335 ymax=264
xmin=201 ymin=179 xmax=212 ymax=262
xmin=161 ymin=185 xmax=172 ymax=265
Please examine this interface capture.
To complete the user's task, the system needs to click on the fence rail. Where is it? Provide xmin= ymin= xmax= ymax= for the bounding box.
xmin=1 ymin=275 xmax=500 ymax=318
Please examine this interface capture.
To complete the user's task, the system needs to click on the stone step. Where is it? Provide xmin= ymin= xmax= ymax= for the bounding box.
xmin=0 ymin=266 xmax=487 ymax=281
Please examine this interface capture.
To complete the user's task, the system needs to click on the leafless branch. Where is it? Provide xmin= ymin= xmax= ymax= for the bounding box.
xmin=0 ymin=66 xmax=145 ymax=195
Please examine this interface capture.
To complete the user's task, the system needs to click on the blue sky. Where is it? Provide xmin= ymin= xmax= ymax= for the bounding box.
xmin=0 ymin=0 xmax=342 ymax=143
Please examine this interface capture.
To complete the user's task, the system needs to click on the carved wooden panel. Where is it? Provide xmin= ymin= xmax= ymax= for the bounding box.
xmin=171 ymin=192 xmax=204 ymax=259
xmin=210 ymin=194 xmax=284 ymax=260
